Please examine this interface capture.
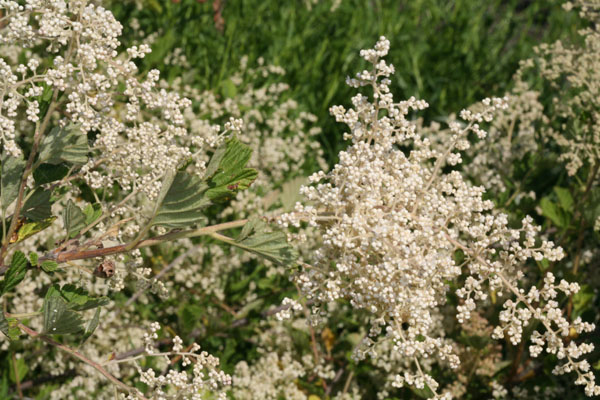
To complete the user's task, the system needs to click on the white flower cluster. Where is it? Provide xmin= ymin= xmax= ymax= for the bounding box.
xmin=0 ymin=0 xmax=222 ymax=199
xmin=133 ymin=323 xmax=231 ymax=400
xmin=274 ymin=297 xmax=304 ymax=320
xmin=424 ymin=78 xmax=544 ymax=194
xmin=281 ymin=37 xmax=598 ymax=397
xmin=232 ymin=318 xmax=337 ymax=400
xmin=233 ymin=351 xmax=308 ymax=400
xmin=520 ymin=0 xmax=600 ymax=176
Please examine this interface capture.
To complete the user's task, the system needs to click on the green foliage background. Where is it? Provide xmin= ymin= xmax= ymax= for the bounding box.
xmin=111 ymin=0 xmax=581 ymax=162
xmin=3 ymin=1 xmax=599 ymax=399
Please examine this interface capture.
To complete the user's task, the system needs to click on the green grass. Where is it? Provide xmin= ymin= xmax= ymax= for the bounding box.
xmin=111 ymin=0 xmax=582 ymax=163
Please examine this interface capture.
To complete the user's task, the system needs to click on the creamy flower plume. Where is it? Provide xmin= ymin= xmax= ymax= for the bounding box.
xmin=281 ymin=36 xmax=598 ymax=398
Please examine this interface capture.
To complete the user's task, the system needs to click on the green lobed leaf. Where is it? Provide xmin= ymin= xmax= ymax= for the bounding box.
xmin=152 ymin=171 xmax=211 ymax=228
xmin=49 ymin=284 xmax=110 ymax=311
xmin=63 ymin=200 xmax=86 ymax=238
xmin=149 ymin=138 xmax=258 ymax=229
xmin=1 ymin=152 xmax=26 ymax=213
xmin=14 ymin=217 xmax=56 ymax=243
xmin=205 ymin=137 xmax=258 ymax=201
xmin=42 ymin=292 xmax=84 ymax=335
xmin=33 ymin=163 xmax=69 ymax=185
xmin=0 ymin=251 xmax=28 ymax=296
xmin=230 ymin=219 xmax=298 ymax=265
xmin=83 ymin=203 xmax=102 ymax=226
xmin=22 ymin=189 xmax=52 ymax=221
xmin=40 ymin=260 xmax=58 ymax=273
xmin=29 ymin=252 xmax=39 ymax=267
xmin=38 ymin=125 xmax=88 ymax=165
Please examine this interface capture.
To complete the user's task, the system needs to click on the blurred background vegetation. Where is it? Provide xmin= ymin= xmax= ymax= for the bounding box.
xmin=110 ymin=0 xmax=582 ymax=164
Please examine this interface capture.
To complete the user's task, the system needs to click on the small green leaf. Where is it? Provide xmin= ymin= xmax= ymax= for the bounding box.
xmin=22 ymin=189 xmax=52 ymax=221
xmin=29 ymin=252 xmax=38 ymax=267
xmin=554 ymin=186 xmax=574 ymax=211
xmin=38 ymin=125 xmax=88 ymax=165
xmin=0 ymin=310 xmax=8 ymax=338
xmin=229 ymin=220 xmax=298 ymax=265
xmin=14 ymin=217 xmax=55 ymax=243
xmin=0 ymin=251 xmax=28 ymax=296
xmin=1 ymin=152 xmax=25 ymax=213
xmin=221 ymin=78 xmax=238 ymax=98
xmin=540 ymin=197 xmax=567 ymax=228
xmin=63 ymin=200 xmax=86 ymax=238
xmin=411 ymin=385 xmax=435 ymax=399
xmin=8 ymin=356 xmax=28 ymax=384
xmin=0 ymin=312 xmax=20 ymax=341
xmin=178 ymin=304 xmax=204 ymax=333
xmin=42 ymin=293 xmax=84 ymax=335
xmin=152 ymin=172 xmax=211 ymax=228
xmin=53 ymin=284 xmax=109 ymax=311
xmin=205 ymin=137 xmax=258 ymax=201
xmin=80 ymin=307 xmax=101 ymax=345
xmin=33 ymin=163 xmax=69 ymax=185
xmin=83 ymin=203 xmax=102 ymax=226
xmin=538 ymin=257 xmax=550 ymax=272
xmin=41 ymin=260 xmax=58 ymax=273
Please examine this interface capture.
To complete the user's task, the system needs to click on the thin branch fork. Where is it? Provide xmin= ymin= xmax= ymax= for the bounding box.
xmin=17 ymin=323 xmax=149 ymax=400
xmin=49 ymin=219 xmax=248 ymax=263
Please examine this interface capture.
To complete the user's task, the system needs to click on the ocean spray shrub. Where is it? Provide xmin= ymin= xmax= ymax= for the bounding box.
xmin=280 ymin=37 xmax=599 ymax=398
xmin=0 ymin=0 xmax=599 ymax=399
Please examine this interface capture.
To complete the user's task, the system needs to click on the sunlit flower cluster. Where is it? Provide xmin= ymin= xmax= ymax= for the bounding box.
xmin=281 ymin=37 xmax=598 ymax=397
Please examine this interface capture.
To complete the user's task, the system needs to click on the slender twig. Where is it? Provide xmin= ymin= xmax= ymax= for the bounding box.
xmin=342 ymin=370 xmax=354 ymax=395
xmin=11 ymin=353 xmax=24 ymax=399
xmin=18 ymin=323 xmax=149 ymax=400
xmin=12 ymin=370 xmax=76 ymax=392
xmin=326 ymin=367 xmax=345 ymax=396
